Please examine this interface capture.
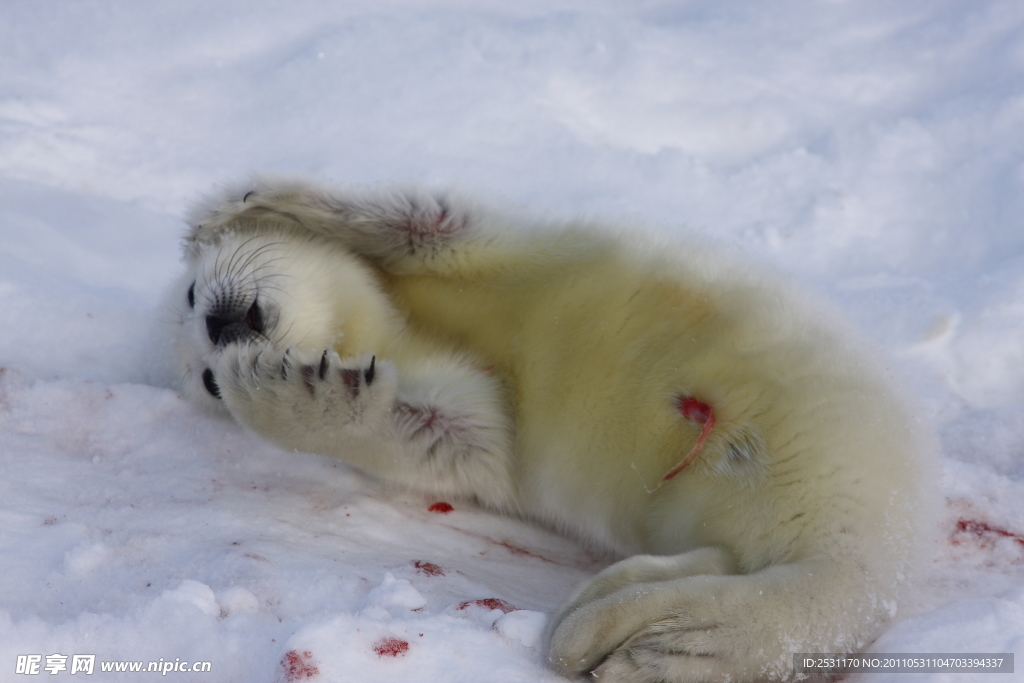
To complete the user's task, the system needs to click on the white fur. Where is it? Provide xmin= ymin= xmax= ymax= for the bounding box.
xmin=163 ymin=178 xmax=937 ymax=682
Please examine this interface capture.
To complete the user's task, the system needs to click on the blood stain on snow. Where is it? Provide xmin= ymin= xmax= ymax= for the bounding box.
xmin=440 ymin=523 xmax=566 ymax=565
xmin=457 ymin=598 xmax=516 ymax=613
xmin=953 ymin=518 xmax=1024 ymax=548
xmin=373 ymin=637 xmax=410 ymax=657
xmin=280 ymin=650 xmax=318 ymax=681
xmin=498 ymin=541 xmax=531 ymax=557
xmin=428 ymin=502 xmax=454 ymax=513
xmin=497 ymin=539 xmax=558 ymax=563
xmin=412 ymin=560 xmax=444 ymax=576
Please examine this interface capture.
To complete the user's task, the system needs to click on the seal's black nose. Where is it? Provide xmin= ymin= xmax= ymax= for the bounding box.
xmin=206 ymin=315 xmax=230 ymax=345
xmin=206 ymin=300 xmax=265 ymax=346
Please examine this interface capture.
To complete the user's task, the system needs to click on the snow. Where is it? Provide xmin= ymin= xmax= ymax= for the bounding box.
xmin=0 ymin=0 xmax=1021 ymax=680
xmin=364 ymin=573 xmax=428 ymax=614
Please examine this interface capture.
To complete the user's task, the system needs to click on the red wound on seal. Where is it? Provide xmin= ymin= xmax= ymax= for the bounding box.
xmin=678 ymin=397 xmax=712 ymax=423
xmin=663 ymin=396 xmax=716 ymax=482
xmin=428 ymin=502 xmax=454 ymax=513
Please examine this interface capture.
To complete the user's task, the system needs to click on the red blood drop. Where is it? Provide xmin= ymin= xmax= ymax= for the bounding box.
xmin=373 ymin=637 xmax=410 ymax=657
xmin=280 ymin=650 xmax=319 ymax=681
xmin=956 ymin=518 xmax=1024 ymax=547
xmin=457 ymin=598 xmax=516 ymax=613
xmin=678 ymin=396 xmax=712 ymax=423
xmin=428 ymin=502 xmax=454 ymax=513
xmin=413 ymin=560 xmax=444 ymax=576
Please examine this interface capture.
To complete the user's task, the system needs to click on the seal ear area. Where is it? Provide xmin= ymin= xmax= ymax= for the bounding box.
xmin=182 ymin=176 xmax=313 ymax=259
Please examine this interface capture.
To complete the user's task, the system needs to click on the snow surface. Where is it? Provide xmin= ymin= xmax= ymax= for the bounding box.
xmin=1 ymin=1 xmax=1022 ymax=681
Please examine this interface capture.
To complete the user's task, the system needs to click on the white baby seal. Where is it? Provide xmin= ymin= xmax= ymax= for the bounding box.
xmin=164 ymin=178 xmax=935 ymax=682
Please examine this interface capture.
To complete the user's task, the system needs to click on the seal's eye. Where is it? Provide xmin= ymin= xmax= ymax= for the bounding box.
xmin=246 ymin=299 xmax=264 ymax=334
xmin=187 ymin=282 xmax=196 ymax=309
